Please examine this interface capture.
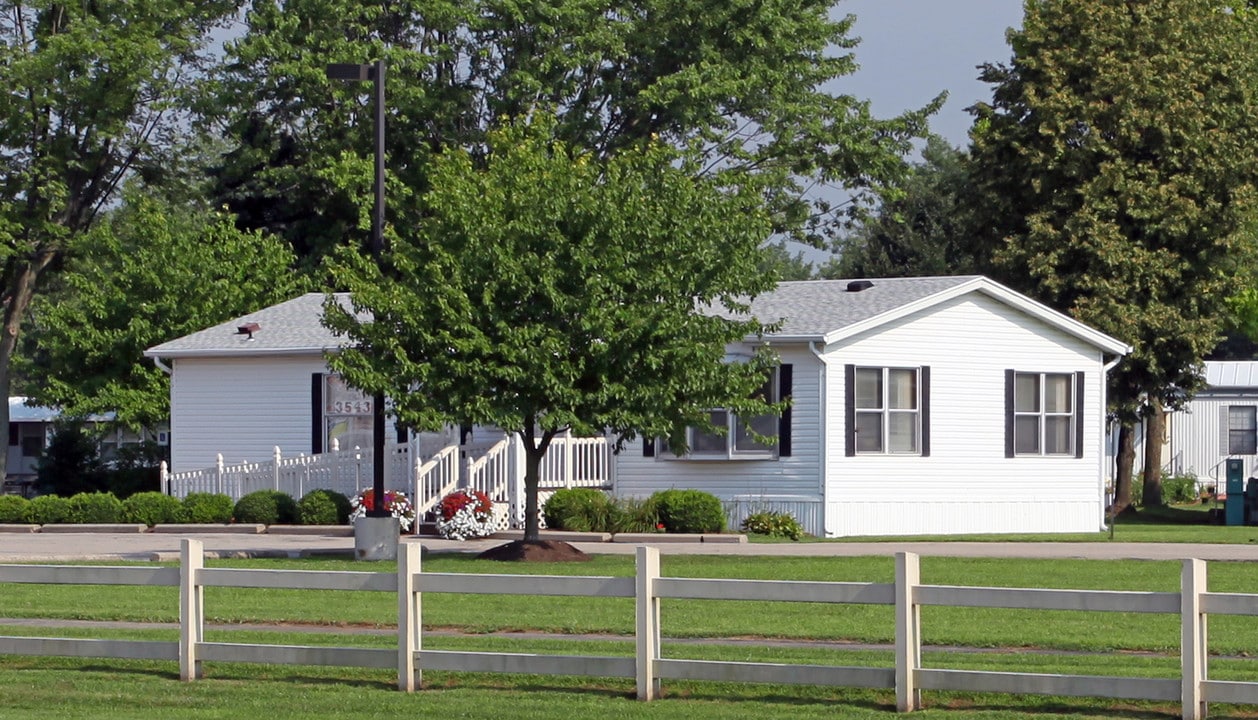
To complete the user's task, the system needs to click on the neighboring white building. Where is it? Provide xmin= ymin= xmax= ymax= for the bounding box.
xmin=146 ymin=278 xmax=1130 ymax=538
xmin=1165 ymin=361 xmax=1258 ymax=490
xmin=615 ymin=276 xmax=1129 ymax=537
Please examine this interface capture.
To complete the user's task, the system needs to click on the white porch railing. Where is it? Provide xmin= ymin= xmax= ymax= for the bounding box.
xmin=160 ymin=432 xmax=612 ymax=529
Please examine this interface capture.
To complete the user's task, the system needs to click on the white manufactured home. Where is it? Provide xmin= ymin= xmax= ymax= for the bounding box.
xmin=614 ymin=276 xmax=1130 ymax=537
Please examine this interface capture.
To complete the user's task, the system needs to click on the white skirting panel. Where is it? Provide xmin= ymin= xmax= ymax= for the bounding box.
xmin=726 ymin=495 xmax=824 ymax=537
xmin=825 ymin=500 xmax=1103 ymax=538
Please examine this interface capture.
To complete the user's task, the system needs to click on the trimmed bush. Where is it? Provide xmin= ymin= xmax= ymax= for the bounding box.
xmin=650 ymin=489 xmax=725 ymax=534
xmin=740 ymin=510 xmax=805 ymax=541
xmin=542 ymin=488 xmax=613 ymax=532
xmin=22 ymin=495 xmax=72 ymax=524
xmin=122 ymin=492 xmax=185 ymax=526
xmin=298 ymin=489 xmax=351 ymax=525
xmin=607 ymin=496 xmax=660 ymax=534
xmin=67 ymin=492 xmax=124 ymax=523
xmin=0 ymin=495 xmax=29 ymax=523
xmin=233 ymin=490 xmax=298 ymax=525
xmin=181 ymin=493 xmax=234 ymax=524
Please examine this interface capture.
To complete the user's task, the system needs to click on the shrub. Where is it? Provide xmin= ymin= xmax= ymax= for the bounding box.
xmin=298 ymin=489 xmax=351 ymax=525
xmin=740 ymin=510 xmax=805 ymax=541
xmin=607 ymin=496 xmax=660 ymax=534
xmin=122 ymin=492 xmax=184 ymax=526
xmin=650 ymin=489 xmax=725 ymax=534
xmin=67 ymin=492 xmax=124 ymax=523
xmin=181 ymin=493 xmax=234 ymax=524
xmin=233 ymin=490 xmax=298 ymax=525
xmin=1163 ymin=473 xmax=1201 ymax=505
xmin=542 ymin=488 xmax=613 ymax=532
xmin=0 ymin=495 xmax=29 ymax=523
xmin=35 ymin=423 xmax=108 ymax=497
xmin=22 ymin=495 xmax=72 ymax=524
xmin=103 ymin=442 xmax=167 ymax=499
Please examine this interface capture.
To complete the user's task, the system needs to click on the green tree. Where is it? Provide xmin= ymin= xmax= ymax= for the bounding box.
xmin=0 ymin=0 xmax=235 ymax=480
xmin=967 ymin=0 xmax=1258 ymax=511
xmin=205 ymin=0 xmax=939 ymax=266
xmin=825 ymin=136 xmax=978 ymax=279
xmin=21 ymin=189 xmax=305 ymax=428
xmin=760 ymin=241 xmax=817 ymax=281
xmin=325 ymin=118 xmax=779 ymax=541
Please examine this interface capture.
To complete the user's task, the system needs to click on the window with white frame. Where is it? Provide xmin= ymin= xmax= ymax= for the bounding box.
xmin=853 ymin=367 xmax=920 ymax=454
xmin=1228 ymin=406 xmax=1257 ymax=455
xmin=1012 ymin=372 xmax=1075 ymax=456
xmin=651 ymin=366 xmax=790 ymax=460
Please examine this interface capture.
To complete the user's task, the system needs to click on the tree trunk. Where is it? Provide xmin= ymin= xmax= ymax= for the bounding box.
xmin=1142 ymin=400 xmax=1166 ymax=507
xmin=1112 ymin=421 xmax=1136 ymax=516
xmin=0 ymin=261 xmax=47 ymax=484
xmin=522 ymin=441 xmax=542 ymax=542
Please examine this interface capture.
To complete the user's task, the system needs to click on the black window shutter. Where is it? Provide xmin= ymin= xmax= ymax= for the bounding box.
xmin=920 ymin=366 xmax=931 ymax=457
xmin=1075 ymin=371 xmax=1086 ymax=459
xmin=1005 ymin=369 xmax=1015 ymax=458
xmin=311 ymin=373 xmax=324 ymax=454
xmin=778 ymin=364 xmax=793 ymax=457
xmin=643 ymin=437 xmax=655 ymax=457
xmin=845 ymin=364 xmax=856 ymax=457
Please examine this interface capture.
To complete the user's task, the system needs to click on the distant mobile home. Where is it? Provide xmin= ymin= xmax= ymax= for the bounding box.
xmin=146 ymin=277 xmax=1129 ymax=538
xmin=1165 ymin=361 xmax=1258 ymax=489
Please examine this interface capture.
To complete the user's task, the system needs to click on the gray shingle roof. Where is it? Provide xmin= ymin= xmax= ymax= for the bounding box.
xmin=714 ymin=276 xmax=979 ymax=339
xmin=144 ymin=293 xmax=356 ymax=358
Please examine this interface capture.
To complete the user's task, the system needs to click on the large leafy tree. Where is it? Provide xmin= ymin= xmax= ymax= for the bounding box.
xmin=324 ymin=118 xmax=779 ymax=541
xmin=20 ymin=189 xmax=305 ymax=428
xmin=0 ymin=0 xmax=236 ymax=479
xmin=205 ymin=0 xmax=939 ymax=266
xmin=967 ymin=0 xmax=1258 ymax=510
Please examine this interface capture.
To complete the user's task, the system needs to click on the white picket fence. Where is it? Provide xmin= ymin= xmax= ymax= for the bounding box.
xmin=160 ymin=432 xmax=612 ymax=527
xmin=1 ymin=542 xmax=1256 ymax=719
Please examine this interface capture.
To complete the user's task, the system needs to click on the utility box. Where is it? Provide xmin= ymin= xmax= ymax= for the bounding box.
xmin=1226 ymin=459 xmax=1246 ymax=526
xmin=1248 ymin=478 xmax=1258 ymax=526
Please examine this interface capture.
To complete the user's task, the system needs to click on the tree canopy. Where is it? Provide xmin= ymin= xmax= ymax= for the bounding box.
xmin=324 ymin=118 xmax=779 ymax=539
xmin=967 ymin=0 xmax=1258 ymax=508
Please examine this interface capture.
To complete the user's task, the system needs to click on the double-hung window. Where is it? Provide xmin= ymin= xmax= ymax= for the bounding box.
xmin=845 ymin=365 xmax=930 ymax=456
xmin=647 ymin=365 xmax=792 ymax=460
xmin=1226 ymin=406 xmax=1257 ymax=455
xmin=1005 ymin=370 xmax=1084 ymax=458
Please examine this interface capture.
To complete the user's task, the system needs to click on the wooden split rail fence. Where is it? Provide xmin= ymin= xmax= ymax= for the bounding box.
xmin=1 ymin=542 xmax=1257 ymax=719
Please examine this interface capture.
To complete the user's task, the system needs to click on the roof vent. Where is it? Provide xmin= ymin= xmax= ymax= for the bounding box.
xmin=236 ymin=322 xmax=260 ymax=340
xmin=846 ymin=280 xmax=874 ymax=293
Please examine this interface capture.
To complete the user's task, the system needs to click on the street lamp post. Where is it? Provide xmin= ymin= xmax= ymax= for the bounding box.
xmin=327 ymin=60 xmax=395 ymax=556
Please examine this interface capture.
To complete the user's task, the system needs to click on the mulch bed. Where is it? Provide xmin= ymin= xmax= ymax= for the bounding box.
xmin=476 ymin=539 xmax=592 ymax=562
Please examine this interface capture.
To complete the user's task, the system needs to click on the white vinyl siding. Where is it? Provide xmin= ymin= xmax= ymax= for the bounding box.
xmin=170 ymin=355 xmax=331 ymax=473
xmin=824 ymin=292 xmax=1105 ymax=537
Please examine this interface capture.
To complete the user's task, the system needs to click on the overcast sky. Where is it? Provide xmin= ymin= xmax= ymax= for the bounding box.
xmin=837 ymin=0 xmax=1025 ymax=148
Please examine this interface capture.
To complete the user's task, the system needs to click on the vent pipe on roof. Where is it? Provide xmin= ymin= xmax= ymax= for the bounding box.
xmin=846 ymin=280 xmax=874 ymax=292
xmin=236 ymin=322 xmax=260 ymax=340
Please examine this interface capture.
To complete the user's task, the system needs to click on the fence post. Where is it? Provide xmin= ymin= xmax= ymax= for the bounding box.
xmin=636 ymin=545 xmax=661 ymax=700
xmin=1182 ymin=558 xmax=1207 ymax=720
xmin=160 ymin=461 xmax=170 ymax=496
xmin=180 ymin=539 xmax=204 ymax=681
xmin=398 ymin=540 xmax=421 ymax=692
xmin=273 ymin=446 xmax=282 ymax=491
xmin=463 ymin=456 xmax=475 ymax=491
xmin=215 ymin=454 xmax=225 ymax=496
xmin=896 ymin=551 xmax=921 ymax=712
xmin=563 ymin=429 xmax=574 ymax=489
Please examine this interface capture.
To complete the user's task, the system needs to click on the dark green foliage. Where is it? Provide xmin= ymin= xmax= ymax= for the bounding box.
xmin=233 ymin=490 xmax=298 ymax=525
xmin=740 ymin=510 xmax=805 ymax=541
xmin=0 ymin=495 xmax=29 ymax=523
xmin=1161 ymin=474 xmax=1201 ymax=506
xmin=22 ymin=495 xmax=72 ymax=525
xmin=181 ymin=493 xmax=234 ymax=524
xmin=298 ymin=489 xmax=350 ymax=525
xmin=35 ymin=423 xmax=108 ymax=497
xmin=650 ymin=489 xmax=726 ymax=534
xmin=542 ymin=489 xmax=614 ymax=532
xmin=101 ymin=443 xmax=167 ymax=499
xmin=66 ymin=492 xmax=124 ymax=523
xmin=121 ymin=492 xmax=184 ymax=526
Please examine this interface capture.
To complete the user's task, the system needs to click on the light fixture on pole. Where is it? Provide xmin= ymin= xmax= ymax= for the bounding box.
xmin=327 ymin=60 xmax=389 ymax=522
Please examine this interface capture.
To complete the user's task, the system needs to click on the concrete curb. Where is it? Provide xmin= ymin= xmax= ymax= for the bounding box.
xmin=150 ymin=524 xmax=265 ymax=534
xmin=0 ymin=524 xmax=39 ymax=533
xmin=490 ymin=530 xmax=613 ymax=543
xmin=611 ymin=532 xmax=747 ymax=544
xmin=38 ymin=524 xmax=148 ymax=534
xmin=265 ymin=525 xmax=355 ymax=537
